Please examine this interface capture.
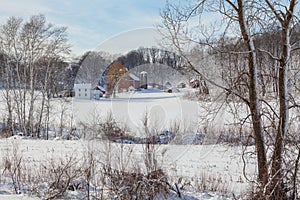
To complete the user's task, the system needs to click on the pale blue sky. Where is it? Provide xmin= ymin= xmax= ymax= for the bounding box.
xmin=0 ymin=0 xmax=168 ymax=56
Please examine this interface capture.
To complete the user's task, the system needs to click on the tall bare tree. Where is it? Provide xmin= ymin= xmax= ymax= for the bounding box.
xmin=159 ymin=0 xmax=299 ymax=198
xmin=264 ymin=0 xmax=297 ymax=197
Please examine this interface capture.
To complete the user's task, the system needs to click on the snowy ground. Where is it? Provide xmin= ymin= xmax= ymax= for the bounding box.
xmin=0 ymin=89 xmax=256 ymax=199
xmin=0 ymin=138 xmax=256 ymax=199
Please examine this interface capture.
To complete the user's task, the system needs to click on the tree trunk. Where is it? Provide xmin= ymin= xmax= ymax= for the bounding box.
xmin=265 ymin=0 xmax=295 ymax=197
xmin=236 ymin=0 xmax=268 ymax=188
xmin=3 ymin=65 xmax=14 ymax=136
xmin=27 ymin=64 xmax=37 ymax=136
xmin=270 ymin=20 xmax=291 ymax=200
xmin=36 ymin=92 xmax=45 ymax=138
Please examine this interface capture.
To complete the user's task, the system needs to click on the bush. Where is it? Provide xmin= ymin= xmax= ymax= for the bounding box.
xmin=102 ymin=166 xmax=169 ymax=199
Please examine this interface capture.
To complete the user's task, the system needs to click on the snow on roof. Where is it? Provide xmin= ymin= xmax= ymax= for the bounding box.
xmin=97 ymin=85 xmax=106 ymax=91
xmin=129 ymin=73 xmax=140 ymax=81
xmin=140 ymin=71 xmax=147 ymax=74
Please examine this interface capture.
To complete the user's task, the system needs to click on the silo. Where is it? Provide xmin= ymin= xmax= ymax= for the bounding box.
xmin=140 ymin=71 xmax=148 ymax=89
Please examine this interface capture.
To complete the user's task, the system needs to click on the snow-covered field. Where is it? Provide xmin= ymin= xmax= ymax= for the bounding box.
xmin=73 ymin=89 xmax=202 ymax=133
xmin=0 ymin=89 xmax=256 ymax=199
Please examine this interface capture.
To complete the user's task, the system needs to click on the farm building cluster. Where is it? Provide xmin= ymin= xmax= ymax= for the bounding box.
xmin=73 ymin=60 xmax=204 ymax=100
xmin=74 ymin=71 xmax=142 ymax=99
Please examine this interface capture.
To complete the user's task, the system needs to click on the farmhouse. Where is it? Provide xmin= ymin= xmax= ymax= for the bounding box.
xmin=74 ymin=83 xmax=92 ymax=99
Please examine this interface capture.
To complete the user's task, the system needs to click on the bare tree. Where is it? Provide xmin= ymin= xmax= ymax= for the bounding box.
xmin=75 ymin=51 xmax=110 ymax=86
xmin=263 ymin=0 xmax=297 ymax=197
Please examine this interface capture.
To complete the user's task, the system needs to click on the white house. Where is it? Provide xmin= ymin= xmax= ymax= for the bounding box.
xmin=74 ymin=83 xmax=92 ymax=99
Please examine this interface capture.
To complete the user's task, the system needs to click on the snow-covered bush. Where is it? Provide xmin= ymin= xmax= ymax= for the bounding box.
xmin=102 ymin=166 xmax=169 ymax=199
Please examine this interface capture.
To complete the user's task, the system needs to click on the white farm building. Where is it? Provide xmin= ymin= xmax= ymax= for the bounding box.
xmin=74 ymin=83 xmax=92 ymax=99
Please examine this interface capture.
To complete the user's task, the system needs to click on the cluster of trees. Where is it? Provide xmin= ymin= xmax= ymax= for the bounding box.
xmin=160 ymin=0 xmax=299 ymax=198
xmin=0 ymin=15 xmax=71 ymax=137
xmin=116 ymin=47 xmax=188 ymax=72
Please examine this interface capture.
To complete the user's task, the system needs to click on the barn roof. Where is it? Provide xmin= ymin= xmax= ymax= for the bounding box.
xmin=74 ymin=83 xmax=92 ymax=89
xmin=129 ymin=73 xmax=140 ymax=81
xmin=94 ymin=85 xmax=106 ymax=91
